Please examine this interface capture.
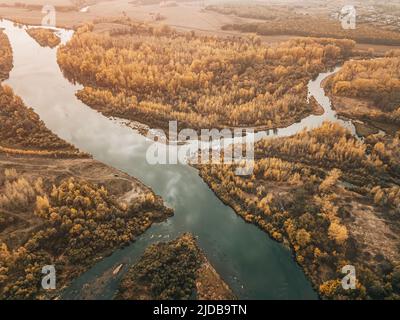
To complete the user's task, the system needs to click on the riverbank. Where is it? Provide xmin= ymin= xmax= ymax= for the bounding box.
xmin=0 ymin=18 xmax=319 ymax=300
xmin=327 ymin=95 xmax=399 ymax=136
xmin=322 ymin=58 xmax=400 ymax=137
xmin=195 ymin=167 xmax=322 ymax=296
xmin=0 ymin=152 xmax=173 ymax=299
xmin=191 ymin=52 xmax=400 ymax=300
xmin=0 ymin=28 xmax=173 ymax=300
xmin=196 ymin=122 xmax=400 ymax=300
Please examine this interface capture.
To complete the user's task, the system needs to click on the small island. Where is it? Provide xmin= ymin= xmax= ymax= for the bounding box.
xmin=26 ymin=28 xmax=61 ymax=48
xmin=117 ymin=233 xmax=235 ymax=300
xmin=57 ymin=19 xmax=354 ymax=134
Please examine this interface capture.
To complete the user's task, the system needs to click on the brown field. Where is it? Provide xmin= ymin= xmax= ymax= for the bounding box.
xmin=1 ymin=0 xmax=400 ymax=54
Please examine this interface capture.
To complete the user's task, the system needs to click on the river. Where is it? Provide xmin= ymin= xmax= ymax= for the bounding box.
xmin=0 ymin=19 xmax=357 ymax=300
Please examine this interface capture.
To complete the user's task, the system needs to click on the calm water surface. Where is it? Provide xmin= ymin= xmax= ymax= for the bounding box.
xmin=1 ymin=19 xmax=356 ymax=299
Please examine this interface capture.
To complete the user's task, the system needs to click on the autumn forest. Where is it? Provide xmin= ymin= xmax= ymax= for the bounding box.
xmin=0 ymin=0 xmax=399 ymax=303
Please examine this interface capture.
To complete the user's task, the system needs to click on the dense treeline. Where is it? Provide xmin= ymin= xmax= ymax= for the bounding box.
xmin=57 ymin=20 xmax=354 ymax=131
xmin=212 ymin=4 xmax=400 ymax=45
xmin=0 ymin=30 xmax=13 ymax=81
xmin=256 ymin=122 xmax=400 ymax=183
xmin=223 ymin=21 xmax=400 ymax=46
xmin=324 ymin=52 xmax=400 ymax=126
xmin=0 ymin=171 xmax=172 ymax=299
xmin=206 ymin=4 xmax=289 ymax=22
xmin=0 ymin=31 xmax=82 ymax=158
xmin=0 ymin=85 xmax=85 ymax=157
xmin=198 ymin=122 xmax=400 ymax=299
xmin=26 ymin=28 xmax=61 ymax=48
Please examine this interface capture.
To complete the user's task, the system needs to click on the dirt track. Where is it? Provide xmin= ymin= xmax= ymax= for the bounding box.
xmin=0 ymin=153 xmax=157 ymax=248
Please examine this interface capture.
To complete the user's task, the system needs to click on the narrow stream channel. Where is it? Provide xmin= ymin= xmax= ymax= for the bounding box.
xmin=1 ymin=19 xmax=357 ymax=299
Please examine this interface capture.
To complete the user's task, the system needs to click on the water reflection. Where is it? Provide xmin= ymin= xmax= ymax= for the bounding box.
xmin=0 ymin=19 xmax=355 ymax=300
